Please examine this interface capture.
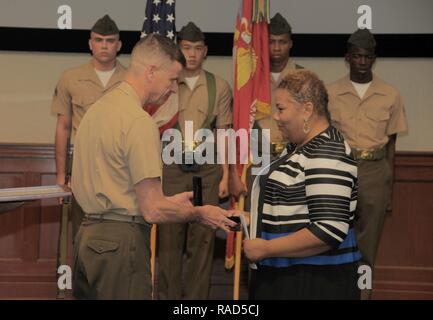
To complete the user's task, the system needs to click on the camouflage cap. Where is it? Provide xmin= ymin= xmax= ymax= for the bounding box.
xmin=91 ymin=14 xmax=119 ymax=35
xmin=269 ymin=13 xmax=292 ymax=37
xmin=348 ymin=29 xmax=376 ymax=50
xmin=177 ymin=22 xmax=205 ymax=42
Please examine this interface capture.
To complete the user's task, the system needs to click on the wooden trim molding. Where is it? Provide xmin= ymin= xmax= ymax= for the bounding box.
xmin=0 ymin=143 xmax=55 ymax=160
xmin=0 ymin=144 xmax=56 ymax=176
xmin=2 ymin=144 xmax=431 ymax=162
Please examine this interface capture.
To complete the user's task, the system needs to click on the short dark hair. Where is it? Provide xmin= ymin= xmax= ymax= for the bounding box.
xmin=278 ymin=70 xmax=330 ymax=120
xmin=132 ymin=33 xmax=185 ymax=68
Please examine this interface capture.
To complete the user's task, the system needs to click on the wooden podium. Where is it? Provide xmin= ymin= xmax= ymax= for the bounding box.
xmin=0 ymin=185 xmax=72 ymax=298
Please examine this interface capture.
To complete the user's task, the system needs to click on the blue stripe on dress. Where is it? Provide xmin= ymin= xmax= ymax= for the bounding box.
xmin=259 ymin=228 xmax=361 ymax=267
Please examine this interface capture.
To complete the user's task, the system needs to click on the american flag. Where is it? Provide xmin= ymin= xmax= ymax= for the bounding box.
xmin=141 ymin=0 xmax=176 ymax=40
xmin=141 ymin=0 xmax=179 ymax=135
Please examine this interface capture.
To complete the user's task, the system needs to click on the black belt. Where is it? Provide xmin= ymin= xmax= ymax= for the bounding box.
xmin=84 ymin=212 xmax=150 ymax=226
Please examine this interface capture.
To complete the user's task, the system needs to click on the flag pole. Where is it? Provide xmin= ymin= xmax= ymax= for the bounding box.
xmin=233 ymin=228 xmax=243 ymax=300
xmin=233 ymin=162 xmax=249 ymax=300
xmin=150 ymin=224 xmax=157 ymax=299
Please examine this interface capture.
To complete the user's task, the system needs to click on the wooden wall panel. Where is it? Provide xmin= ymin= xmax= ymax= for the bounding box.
xmin=0 ymin=144 xmax=432 ymax=299
xmin=0 ymin=173 xmax=26 ymax=260
xmin=0 ymin=144 xmax=60 ymax=298
xmin=373 ymin=153 xmax=433 ymax=299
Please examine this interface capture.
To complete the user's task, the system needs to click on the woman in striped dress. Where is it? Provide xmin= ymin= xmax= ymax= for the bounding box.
xmin=244 ymin=70 xmax=361 ymax=299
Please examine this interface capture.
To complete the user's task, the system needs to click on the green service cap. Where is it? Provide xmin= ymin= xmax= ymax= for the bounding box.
xmin=269 ymin=13 xmax=292 ymax=36
xmin=177 ymin=22 xmax=205 ymax=42
xmin=91 ymin=14 xmax=119 ymax=35
xmin=348 ymin=29 xmax=376 ymax=50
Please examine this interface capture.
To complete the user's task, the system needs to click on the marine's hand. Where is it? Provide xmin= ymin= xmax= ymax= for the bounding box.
xmin=56 ymin=175 xmax=67 ymax=205
xmin=197 ymin=205 xmax=237 ymax=233
xmin=56 ymin=175 xmax=66 ymax=186
xmin=228 ymin=172 xmax=247 ymax=199
xmin=243 ymin=238 xmax=268 ymax=262
xmin=218 ymin=177 xmax=229 ymax=199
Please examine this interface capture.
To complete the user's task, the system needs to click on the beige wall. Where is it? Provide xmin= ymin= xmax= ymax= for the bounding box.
xmin=0 ymin=51 xmax=432 ymax=151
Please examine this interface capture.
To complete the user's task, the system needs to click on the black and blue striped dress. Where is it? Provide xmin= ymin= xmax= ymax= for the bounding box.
xmin=249 ymin=126 xmax=361 ymax=299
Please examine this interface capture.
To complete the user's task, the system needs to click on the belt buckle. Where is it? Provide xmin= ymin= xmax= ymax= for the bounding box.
xmin=360 ymin=150 xmax=373 ymax=160
xmin=183 ymin=139 xmax=201 ymax=152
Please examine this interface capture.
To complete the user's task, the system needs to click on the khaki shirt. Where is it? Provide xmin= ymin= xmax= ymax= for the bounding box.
xmin=51 ymin=60 xmax=126 ymax=139
xmin=327 ymin=75 xmax=408 ymax=150
xmin=71 ymin=82 xmax=162 ymax=216
xmin=177 ymin=69 xmax=232 ymax=135
xmin=257 ymin=60 xmax=302 ymax=143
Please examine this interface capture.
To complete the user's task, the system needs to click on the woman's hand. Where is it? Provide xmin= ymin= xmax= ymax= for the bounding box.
xmin=243 ymin=238 xmax=269 ymax=262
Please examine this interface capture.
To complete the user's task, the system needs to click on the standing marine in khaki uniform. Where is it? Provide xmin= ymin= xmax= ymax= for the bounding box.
xmin=157 ymin=22 xmax=233 ymax=300
xmin=51 ymin=15 xmax=126 ymax=237
xmin=71 ymin=34 xmax=236 ymax=299
xmin=256 ymin=13 xmax=303 ymax=156
xmin=327 ymin=29 xmax=408 ymax=298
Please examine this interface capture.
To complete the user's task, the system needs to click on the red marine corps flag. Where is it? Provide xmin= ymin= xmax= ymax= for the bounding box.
xmin=233 ymin=0 xmax=271 ymax=169
xmin=142 ymin=0 xmax=178 ymax=135
xmin=225 ymin=0 xmax=271 ymax=298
